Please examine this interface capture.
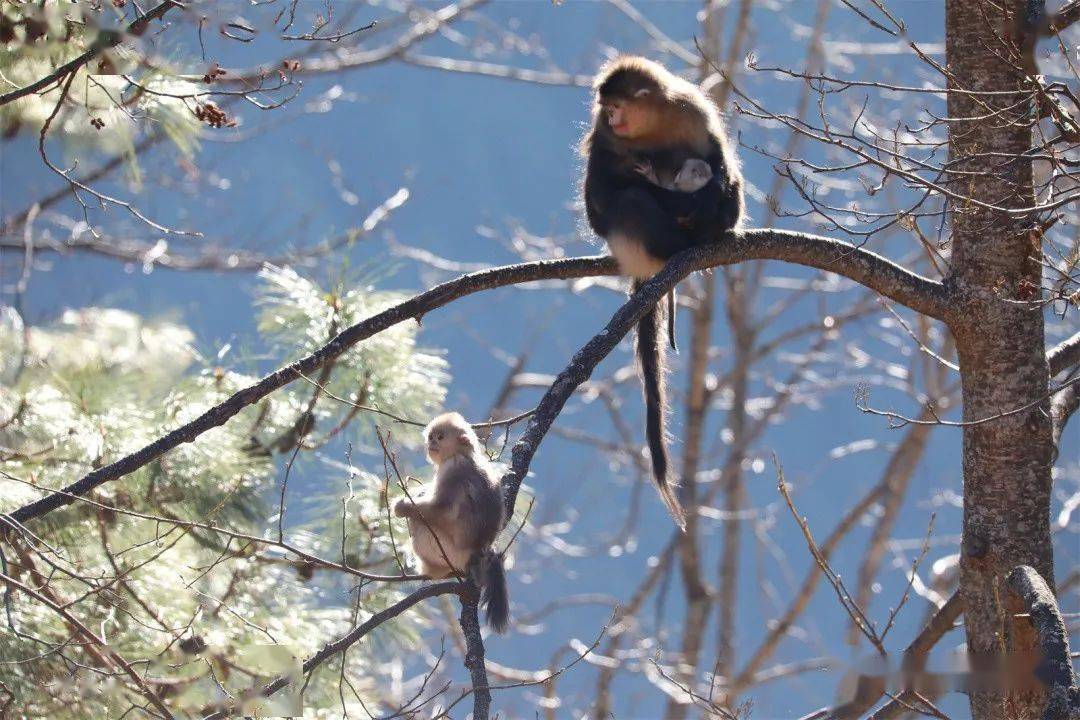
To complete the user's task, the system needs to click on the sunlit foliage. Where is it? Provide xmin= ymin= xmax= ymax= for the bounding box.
xmin=0 ymin=269 xmax=448 ymax=718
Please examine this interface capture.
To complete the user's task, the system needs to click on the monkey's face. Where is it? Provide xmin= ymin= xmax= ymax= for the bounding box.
xmin=425 ymin=422 xmax=467 ymax=463
xmin=600 ymin=90 xmax=658 ymax=140
xmin=597 ymin=67 xmax=661 ymax=140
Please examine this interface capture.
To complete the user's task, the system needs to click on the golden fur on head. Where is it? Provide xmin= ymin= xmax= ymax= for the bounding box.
xmin=423 ymin=412 xmax=478 ymax=463
xmin=584 ymin=55 xmax=724 ymax=154
xmin=592 ymin=55 xmax=678 ymax=95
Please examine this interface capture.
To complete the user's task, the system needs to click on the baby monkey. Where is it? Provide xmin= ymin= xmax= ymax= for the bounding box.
xmin=635 ymin=155 xmax=714 ymax=193
xmin=394 ymin=412 xmax=510 ymax=632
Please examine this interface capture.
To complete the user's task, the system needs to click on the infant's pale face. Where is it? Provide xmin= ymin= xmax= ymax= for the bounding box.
xmin=673 ymin=159 xmax=713 ymax=192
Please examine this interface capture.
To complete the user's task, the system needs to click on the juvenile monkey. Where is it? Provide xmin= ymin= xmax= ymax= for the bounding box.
xmin=581 ymin=56 xmax=743 ymax=529
xmin=394 ymin=412 xmax=510 ymax=632
xmin=635 ymin=155 xmax=714 ymax=193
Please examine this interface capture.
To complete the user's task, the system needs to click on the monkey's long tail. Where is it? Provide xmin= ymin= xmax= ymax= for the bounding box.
xmin=634 ymin=281 xmax=687 ymax=531
xmin=480 ymin=550 xmax=510 ymax=633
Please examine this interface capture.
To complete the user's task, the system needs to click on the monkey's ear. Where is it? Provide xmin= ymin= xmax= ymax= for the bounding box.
xmin=634 ymin=88 xmax=651 ymax=98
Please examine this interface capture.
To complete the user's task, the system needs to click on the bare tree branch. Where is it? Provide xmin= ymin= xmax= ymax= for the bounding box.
xmin=2 ymin=255 xmax=611 ymax=526
xmin=4 ymin=228 xmax=949 ymax=527
xmin=496 ymin=250 xmax=688 ymax=518
xmin=0 ymin=564 xmax=176 ymax=719
xmin=728 ymin=478 xmax=889 ymax=694
xmin=225 ymin=0 xmax=488 ymax=83
xmin=0 ymin=132 xmax=166 ymax=234
xmin=728 ymin=231 xmax=949 ymax=318
xmin=201 ymin=581 xmax=462 ymax=720
xmin=1051 ymin=381 xmax=1078 ymax=452
xmin=457 ymin=572 xmax=492 ymax=720
xmin=866 ymin=591 xmax=963 ymax=719
xmin=849 ymin=413 xmax=936 ymax=645
xmin=2 ymin=188 xmax=409 ymax=272
xmin=399 ymin=54 xmax=590 ymax=86
xmin=1048 ymin=330 xmax=1080 ymax=376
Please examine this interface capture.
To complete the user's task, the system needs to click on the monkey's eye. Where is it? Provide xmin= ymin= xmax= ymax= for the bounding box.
xmin=633 ymin=88 xmax=651 ymax=98
xmin=436 ymin=432 xmax=444 ymax=440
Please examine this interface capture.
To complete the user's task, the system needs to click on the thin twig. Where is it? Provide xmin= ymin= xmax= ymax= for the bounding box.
xmin=0 ymin=2 xmax=184 ymax=107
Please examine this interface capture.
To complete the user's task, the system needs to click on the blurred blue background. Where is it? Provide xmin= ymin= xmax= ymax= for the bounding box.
xmin=2 ymin=2 xmax=1076 ymax=717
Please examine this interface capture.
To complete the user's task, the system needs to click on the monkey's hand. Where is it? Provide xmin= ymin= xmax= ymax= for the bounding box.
xmin=393 ymin=499 xmax=415 ymax=518
xmin=633 ymin=159 xmax=659 ymax=185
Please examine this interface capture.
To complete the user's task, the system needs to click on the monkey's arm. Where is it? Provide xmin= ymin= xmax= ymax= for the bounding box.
xmin=586 ymin=146 xmax=696 ymax=262
xmin=644 ymin=161 xmax=740 ymax=240
xmin=633 ymin=149 xmax=721 ymax=216
xmin=394 ymin=495 xmax=451 ymax=523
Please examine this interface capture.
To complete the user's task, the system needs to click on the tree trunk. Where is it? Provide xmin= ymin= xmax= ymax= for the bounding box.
xmin=946 ymin=2 xmax=1056 ymax=717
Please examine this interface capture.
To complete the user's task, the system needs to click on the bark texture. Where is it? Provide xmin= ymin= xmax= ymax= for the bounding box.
xmin=946 ymin=2 xmax=1057 ymax=717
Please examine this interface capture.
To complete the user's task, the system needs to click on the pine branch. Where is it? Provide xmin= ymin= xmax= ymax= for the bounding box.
xmin=0 ymin=2 xmax=184 ymax=107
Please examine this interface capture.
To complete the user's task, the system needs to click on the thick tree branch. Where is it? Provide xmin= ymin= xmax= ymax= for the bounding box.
xmin=1049 ymin=333 xmax=1080 ymax=452
xmin=201 ymin=581 xmax=461 ymax=720
xmin=5 ymin=228 xmax=948 ymax=526
xmin=1004 ymin=566 xmax=1080 ymax=720
xmin=1048 ymin=330 xmax=1080 ymax=376
xmin=715 ymin=230 xmax=950 ymax=319
xmin=499 ymin=233 xmax=947 ymax=513
xmin=3 ymin=255 xmax=612 ymax=526
xmin=457 ymin=571 xmax=492 ymax=720
xmin=0 ymin=1 xmax=183 ymax=108
xmin=1051 ymin=381 xmax=1078 ymax=453
xmin=498 ymin=253 xmax=680 ymax=516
